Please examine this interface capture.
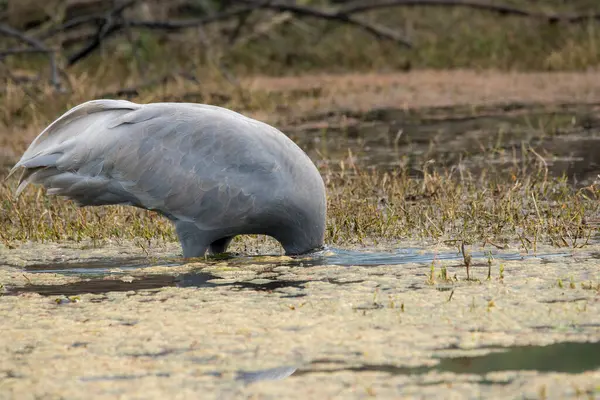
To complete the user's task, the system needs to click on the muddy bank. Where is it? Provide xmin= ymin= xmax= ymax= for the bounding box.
xmin=1 ymin=242 xmax=598 ymax=399
xmin=245 ymin=70 xmax=600 ymax=121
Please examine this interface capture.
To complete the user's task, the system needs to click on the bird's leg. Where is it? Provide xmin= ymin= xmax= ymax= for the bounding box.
xmin=208 ymin=236 xmax=235 ymax=255
xmin=173 ymin=220 xmax=210 ymax=258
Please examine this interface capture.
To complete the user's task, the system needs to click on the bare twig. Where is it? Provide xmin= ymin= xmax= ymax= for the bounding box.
xmin=123 ymin=4 xmax=267 ymax=30
xmin=237 ymin=0 xmax=412 ymax=47
xmin=233 ymin=12 xmax=293 ymax=48
xmin=66 ymin=19 xmax=118 ymax=66
xmin=66 ymin=3 xmax=268 ymax=65
xmin=0 ymin=24 xmax=61 ymax=89
xmin=38 ymin=15 xmax=106 ymax=40
xmin=227 ymin=9 xmax=255 ymax=44
xmin=339 ymin=0 xmax=600 ymax=23
xmin=0 ymin=24 xmax=49 ymax=48
xmin=0 ymin=48 xmax=55 ymax=56
xmin=66 ymin=0 xmax=140 ymax=66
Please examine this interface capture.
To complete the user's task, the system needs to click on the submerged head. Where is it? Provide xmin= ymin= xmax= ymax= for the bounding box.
xmin=277 ymin=201 xmax=326 ymax=255
xmin=259 ymin=174 xmax=327 ymax=255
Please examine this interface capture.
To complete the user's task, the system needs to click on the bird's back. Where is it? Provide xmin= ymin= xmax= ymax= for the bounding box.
xmin=11 ymin=100 xmax=325 ymax=235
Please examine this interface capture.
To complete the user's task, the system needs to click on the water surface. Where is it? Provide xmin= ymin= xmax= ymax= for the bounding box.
xmin=247 ymin=341 xmax=600 ymax=384
xmin=5 ymin=246 xmax=572 ymax=296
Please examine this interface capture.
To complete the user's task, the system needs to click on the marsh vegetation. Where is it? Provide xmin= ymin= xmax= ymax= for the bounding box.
xmin=1 ymin=2 xmax=600 ymax=398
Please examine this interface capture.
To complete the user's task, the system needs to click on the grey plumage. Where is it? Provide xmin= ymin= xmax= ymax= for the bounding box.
xmin=10 ymin=100 xmax=326 ymax=257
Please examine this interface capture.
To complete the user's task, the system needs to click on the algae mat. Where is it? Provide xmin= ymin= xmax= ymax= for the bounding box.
xmin=0 ymin=242 xmax=599 ymax=399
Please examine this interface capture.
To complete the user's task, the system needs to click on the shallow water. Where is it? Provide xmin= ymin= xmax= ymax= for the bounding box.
xmin=17 ymin=245 xmax=570 ymax=273
xmin=5 ymin=246 xmax=572 ymax=296
xmin=240 ymin=341 xmax=600 ymax=384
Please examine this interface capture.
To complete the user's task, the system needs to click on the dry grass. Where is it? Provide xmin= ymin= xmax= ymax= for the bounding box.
xmin=324 ymin=162 xmax=600 ymax=251
xmin=2 ymin=146 xmax=599 ymax=252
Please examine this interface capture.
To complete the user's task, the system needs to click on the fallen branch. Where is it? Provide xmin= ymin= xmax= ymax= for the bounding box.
xmin=0 ymin=24 xmax=50 ymax=48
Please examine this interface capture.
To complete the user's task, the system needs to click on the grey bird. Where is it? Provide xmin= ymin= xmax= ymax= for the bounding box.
xmin=9 ymin=100 xmax=326 ymax=257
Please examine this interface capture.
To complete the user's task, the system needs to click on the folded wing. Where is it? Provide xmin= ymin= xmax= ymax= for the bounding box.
xmin=10 ymin=100 xmax=279 ymax=230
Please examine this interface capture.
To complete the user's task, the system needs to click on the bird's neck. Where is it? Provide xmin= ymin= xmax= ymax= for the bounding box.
xmin=275 ymin=208 xmax=326 ymax=255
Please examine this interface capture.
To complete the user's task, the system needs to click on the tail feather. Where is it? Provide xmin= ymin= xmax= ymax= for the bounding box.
xmin=8 ymin=99 xmax=138 ymax=181
xmin=17 ymin=163 xmax=134 ymax=207
xmin=17 ymin=153 xmax=61 ymax=170
xmin=15 ymin=167 xmax=56 ymax=197
xmin=9 ymin=99 xmax=139 ymax=202
xmin=8 ymin=154 xmax=58 ymax=182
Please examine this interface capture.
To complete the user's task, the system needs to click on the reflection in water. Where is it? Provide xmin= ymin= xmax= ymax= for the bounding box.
xmin=292 ymin=341 xmax=600 ymax=379
xmin=9 ymin=274 xmax=181 ymax=296
xmin=299 ymin=247 xmax=569 ymax=267
xmin=235 ymin=341 xmax=600 ymax=386
xmin=5 ymin=270 xmax=309 ymax=296
xmin=237 ymin=366 xmax=298 ymax=384
xmin=21 ymin=258 xmax=182 ymax=275
xmin=432 ymin=341 xmax=600 ymax=375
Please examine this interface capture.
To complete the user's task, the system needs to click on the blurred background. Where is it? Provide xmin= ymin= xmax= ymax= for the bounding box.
xmin=2 ymin=1 xmax=600 ymax=99
xmin=3 ymin=0 xmax=600 ymax=75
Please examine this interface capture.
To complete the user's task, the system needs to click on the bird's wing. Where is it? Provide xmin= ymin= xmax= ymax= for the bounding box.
xmin=11 ymin=100 xmax=282 ymax=230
